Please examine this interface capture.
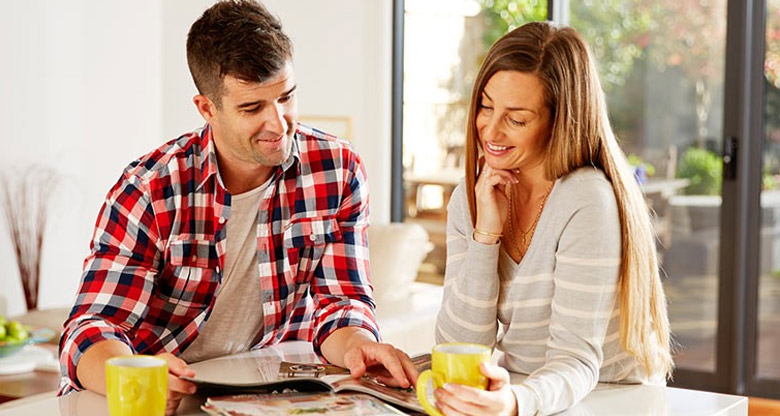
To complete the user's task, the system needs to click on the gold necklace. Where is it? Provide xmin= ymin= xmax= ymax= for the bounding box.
xmin=507 ymin=183 xmax=553 ymax=257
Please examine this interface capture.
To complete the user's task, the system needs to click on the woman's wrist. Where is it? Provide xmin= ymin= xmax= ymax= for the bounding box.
xmin=473 ymin=229 xmax=501 ymax=245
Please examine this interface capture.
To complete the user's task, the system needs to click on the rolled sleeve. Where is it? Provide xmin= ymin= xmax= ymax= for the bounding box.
xmin=58 ymin=318 xmax=135 ymax=394
xmin=58 ymin=173 xmax=160 ymax=395
xmin=310 ymin=152 xmax=379 ymax=356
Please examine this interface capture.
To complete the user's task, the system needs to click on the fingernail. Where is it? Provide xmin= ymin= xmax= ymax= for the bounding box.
xmin=443 ymin=383 xmax=455 ymax=392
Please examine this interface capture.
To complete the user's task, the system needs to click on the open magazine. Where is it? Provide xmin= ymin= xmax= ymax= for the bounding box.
xmin=202 ymin=392 xmax=407 ymax=416
xmin=183 ymin=346 xmax=430 ymax=413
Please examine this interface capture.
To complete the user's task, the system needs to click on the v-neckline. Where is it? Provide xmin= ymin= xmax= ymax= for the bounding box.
xmin=501 ymin=179 xmax=558 ymax=269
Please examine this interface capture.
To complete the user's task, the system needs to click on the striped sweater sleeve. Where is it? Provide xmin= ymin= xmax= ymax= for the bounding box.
xmin=435 ymin=182 xmax=500 ymax=347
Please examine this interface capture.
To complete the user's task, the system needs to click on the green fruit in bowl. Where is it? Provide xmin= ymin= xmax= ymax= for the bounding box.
xmin=6 ymin=321 xmax=29 ymax=341
xmin=0 ymin=325 xmax=5 ymax=340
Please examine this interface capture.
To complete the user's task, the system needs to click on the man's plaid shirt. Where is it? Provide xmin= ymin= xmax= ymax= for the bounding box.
xmin=58 ymin=124 xmax=378 ymax=394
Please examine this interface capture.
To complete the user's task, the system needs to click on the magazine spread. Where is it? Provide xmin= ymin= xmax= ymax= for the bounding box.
xmin=184 ymin=346 xmax=430 ymax=413
xmin=202 ymin=392 xmax=407 ymax=416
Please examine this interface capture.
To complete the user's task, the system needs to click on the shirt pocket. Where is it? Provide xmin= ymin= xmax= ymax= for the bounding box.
xmin=283 ymin=216 xmax=342 ymax=284
xmin=159 ymin=237 xmax=220 ymax=310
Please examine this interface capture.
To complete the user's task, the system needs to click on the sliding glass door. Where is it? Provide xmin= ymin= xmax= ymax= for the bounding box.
xmin=393 ymin=0 xmax=777 ymax=399
xmin=751 ymin=0 xmax=780 ymax=397
xmin=570 ymin=0 xmax=728 ymax=376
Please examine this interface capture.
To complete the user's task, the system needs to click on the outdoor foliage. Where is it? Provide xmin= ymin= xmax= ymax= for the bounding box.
xmin=766 ymin=1 xmax=780 ymax=146
xmin=471 ymin=0 xmax=780 ymax=192
xmin=477 ymin=0 xmax=546 ymax=54
xmin=677 ymin=148 xmax=722 ymax=196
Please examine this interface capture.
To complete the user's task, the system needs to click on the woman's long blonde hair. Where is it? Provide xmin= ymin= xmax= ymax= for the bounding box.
xmin=465 ymin=22 xmax=673 ymax=379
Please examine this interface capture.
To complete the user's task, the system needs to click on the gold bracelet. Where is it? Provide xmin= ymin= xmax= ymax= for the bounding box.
xmin=473 ymin=229 xmax=503 ymax=238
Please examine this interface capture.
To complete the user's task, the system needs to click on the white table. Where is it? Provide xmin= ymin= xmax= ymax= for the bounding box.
xmin=0 ymin=342 xmax=747 ymax=416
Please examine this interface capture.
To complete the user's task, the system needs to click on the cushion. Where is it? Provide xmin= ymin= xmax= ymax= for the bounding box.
xmin=368 ymin=223 xmax=431 ymax=304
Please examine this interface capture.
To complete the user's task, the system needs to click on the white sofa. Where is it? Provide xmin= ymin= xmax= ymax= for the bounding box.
xmin=368 ymin=223 xmax=442 ymax=355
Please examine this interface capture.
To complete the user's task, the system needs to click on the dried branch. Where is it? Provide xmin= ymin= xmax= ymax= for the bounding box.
xmin=0 ymin=167 xmax=57 ymax=311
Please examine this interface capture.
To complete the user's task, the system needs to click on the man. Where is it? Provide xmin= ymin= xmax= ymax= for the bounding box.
xmin=58 ymin=1 xmax=417 ymax=413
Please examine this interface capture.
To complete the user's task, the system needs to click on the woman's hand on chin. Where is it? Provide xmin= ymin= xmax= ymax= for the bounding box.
xmin=474 ymin=161 xmax=517 ymax=244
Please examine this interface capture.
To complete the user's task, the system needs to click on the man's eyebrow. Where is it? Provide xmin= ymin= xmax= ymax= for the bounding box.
xmin=236 ymin=85 xmax=298 ymax=109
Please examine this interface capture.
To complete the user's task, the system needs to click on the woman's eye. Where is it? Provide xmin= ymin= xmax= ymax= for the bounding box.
xmin=279 ymin=94 xmax=292 ymax=104
xmin=508 ymin=118 xmax=526 ymax=127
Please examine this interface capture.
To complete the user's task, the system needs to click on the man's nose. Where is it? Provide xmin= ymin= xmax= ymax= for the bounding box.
xmin=266 ymin=103 xmax=287 ymax=134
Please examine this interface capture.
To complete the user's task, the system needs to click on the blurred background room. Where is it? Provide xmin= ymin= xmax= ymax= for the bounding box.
xmin=1 ymin=0 xmax=779 ymax=413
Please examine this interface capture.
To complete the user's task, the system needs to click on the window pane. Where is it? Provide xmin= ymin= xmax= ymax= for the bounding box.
xmin=757 ymin=0 xmax=780 ymax=381
xmin=570 ymin=0 xmax=727 ymax=373
xmin=402 ymin=0 xmax=546 ymax=283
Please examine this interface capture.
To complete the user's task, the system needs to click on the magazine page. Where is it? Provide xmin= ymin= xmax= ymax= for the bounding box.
xmin=330 ymin=377 xmax=423 ymax=413
xmin=278 ymin=353 xmax=431 ymax=413
xmin=185 ymin=340 xmax=319 ymax=387
xmin=202 ymin=392 xmax=408 ymax=416
xmin=185 ymin=345 xmax=333 ymax=395
xmin=185 ymin=341 xmax=431 ymax=408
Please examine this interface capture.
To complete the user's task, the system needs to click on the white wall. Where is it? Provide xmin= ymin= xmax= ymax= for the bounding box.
xmin=0 ymin=1 xmax=392 ymax=317
xmin=160 ymin=1 xmax=393 ymax=223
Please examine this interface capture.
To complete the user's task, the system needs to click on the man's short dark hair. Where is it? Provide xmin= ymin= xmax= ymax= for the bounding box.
xmin=186 ymin=0 xmax=293 ymax=106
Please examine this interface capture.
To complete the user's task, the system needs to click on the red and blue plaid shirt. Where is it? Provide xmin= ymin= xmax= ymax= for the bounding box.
xmin=58 ymin=124 xmax=378 ymax=394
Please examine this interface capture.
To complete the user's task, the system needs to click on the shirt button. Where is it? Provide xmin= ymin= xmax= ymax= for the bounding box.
xmin=309 ymin=234 xmax=317 ymax=242
xmin=218 ymin=217 xmax=226 ymax=224
xmin=263 ymin=303 xmax=275 ymax=315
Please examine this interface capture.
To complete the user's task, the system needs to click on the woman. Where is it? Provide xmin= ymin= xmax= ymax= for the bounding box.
xmin=434 ymin=22 xmax=673 ymax=416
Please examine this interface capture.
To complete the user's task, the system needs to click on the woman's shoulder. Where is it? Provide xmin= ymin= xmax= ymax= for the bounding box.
xmin=554 ymin=167 xmax=617 ymax=209
xmin=448 ymin=178 xmax=470 ymax=215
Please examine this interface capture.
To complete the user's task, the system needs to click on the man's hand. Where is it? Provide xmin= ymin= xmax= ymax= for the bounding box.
xmin=320 ymin=327 xmax=419 ymax=388
xmin=155 ymin=353 xmax=196 ymax=416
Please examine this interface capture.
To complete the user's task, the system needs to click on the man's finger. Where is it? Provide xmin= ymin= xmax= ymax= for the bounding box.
xmin=364 ymin=345 xmax=410 ymax=388
xmin=396 ymin=349 xmax=420 ymax=384
xmin=374 ymin=374 xmax=403 ymax=388
xmin=343 ymin=348 xmax=368 ymax=378
xmin=166 ymin=394 xmax=183 ymax=416
xmin=169 ymin=374 xmax=197 ymax=395
xmin=158 ymin=353 xmax=196 ymax=378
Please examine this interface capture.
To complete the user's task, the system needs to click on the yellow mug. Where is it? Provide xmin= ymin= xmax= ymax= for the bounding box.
xmin=416 ymin=343 xmax=491 ymax=416
xmin=106 ymin=355 xmax=168 ymax=416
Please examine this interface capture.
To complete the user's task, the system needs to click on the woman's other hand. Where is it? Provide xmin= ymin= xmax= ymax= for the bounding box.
xmin=433 ymin=362 xmax=519 ymax=416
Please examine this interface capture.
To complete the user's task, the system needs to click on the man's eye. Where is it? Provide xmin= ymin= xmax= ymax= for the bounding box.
xmin=279 ymin=94 xmax=292 ymax=104
xmin=243 ymin=106 xmax=261 ymax=114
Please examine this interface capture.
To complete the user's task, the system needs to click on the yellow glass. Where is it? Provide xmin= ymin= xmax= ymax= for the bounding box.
xmin=416 ymin=343 xmax=491 ymax=416
xmin=106 ymin=355 xmax=167 ymax=416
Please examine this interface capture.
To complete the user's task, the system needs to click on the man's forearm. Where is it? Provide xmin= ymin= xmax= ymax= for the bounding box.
xmin=75 ymin=339 xmax=134 ymax=395
xmin=320 ymin=326 xmax=376 ymax=367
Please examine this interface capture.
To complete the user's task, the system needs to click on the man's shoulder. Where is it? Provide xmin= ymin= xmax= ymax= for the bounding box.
xmin=294 ymin=124 xmax=360 ymax=167
xmin=122 ymin=130 xmax=206 ymax=184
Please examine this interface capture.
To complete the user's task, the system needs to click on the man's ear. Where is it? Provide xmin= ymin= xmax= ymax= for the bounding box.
xmin=193 ymin=94 xmax=217 ymax=122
